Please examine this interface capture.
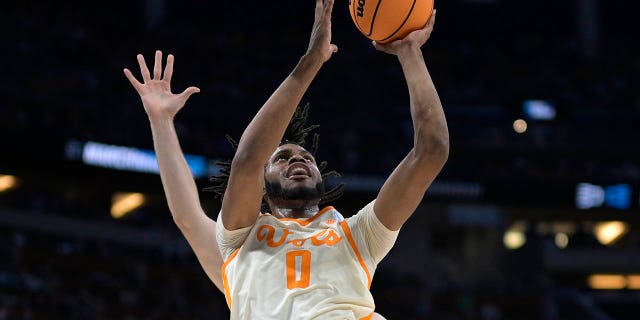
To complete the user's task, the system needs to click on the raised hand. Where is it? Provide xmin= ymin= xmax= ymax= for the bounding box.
xmin=373 ymin=9 xmax=437 ymax=57
xmin=124 ymin=50 xmax=200 ymax=122
xmin=306 ymin=0 xmax=338 ymax=62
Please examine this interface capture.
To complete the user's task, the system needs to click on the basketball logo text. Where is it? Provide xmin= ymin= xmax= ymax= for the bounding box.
xmin=357 ymin=0 xmax=365 ymax=17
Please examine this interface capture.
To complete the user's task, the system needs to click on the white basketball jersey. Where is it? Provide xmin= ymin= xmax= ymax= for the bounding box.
xmin=220 ymin=205 xmax=387 ymax=320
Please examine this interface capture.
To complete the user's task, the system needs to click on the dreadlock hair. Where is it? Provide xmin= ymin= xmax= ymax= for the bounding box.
xmin=203 ymin=102 xmax=345 ymax=213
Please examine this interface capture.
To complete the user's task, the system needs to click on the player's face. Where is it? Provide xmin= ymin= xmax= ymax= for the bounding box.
xmin=264 ymin=144 xmax=324 ymax=201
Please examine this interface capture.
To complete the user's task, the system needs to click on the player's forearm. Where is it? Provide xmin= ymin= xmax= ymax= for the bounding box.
xmin=232 ymin=53 xmax=324 ymax=170
xmin=398 ymin=48 xmax=449 ymax=160
xmin=149 ymin=118 xmax=205 ymax=227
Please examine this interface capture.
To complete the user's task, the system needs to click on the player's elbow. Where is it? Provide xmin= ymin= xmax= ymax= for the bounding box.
xmin=173 ymin=215 xmax=193 ymax=232
xmin=414 ymin=131 xmax=449 ymax=165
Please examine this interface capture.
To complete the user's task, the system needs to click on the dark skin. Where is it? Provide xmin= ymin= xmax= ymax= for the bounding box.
xmin=263 ymin=143 xmax=323 ymax=218
xmin=220 ymin=0 xmax=337 ymax=230
xmin=215 ymin=0 xmax=443 ymax=318
xmin=125 ymin=52 xmax=388 ymax=320
xmin=125 ymin=1 xmax=438 ymax=317
xmin=222 ymin=3 xmax=447 ymax=232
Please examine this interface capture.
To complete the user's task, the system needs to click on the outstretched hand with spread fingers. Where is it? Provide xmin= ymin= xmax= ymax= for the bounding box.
xmin=124 ymin=50 xmax=200 ymax=122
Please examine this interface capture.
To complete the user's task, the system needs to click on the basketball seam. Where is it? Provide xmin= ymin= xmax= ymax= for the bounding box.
xmin=379 ymin=0 xmax=417 ymax=42
xmin=366 ymin=0 xmax=384 ymax=37
xmin=352 ymin=0 xmax=364 ymax=34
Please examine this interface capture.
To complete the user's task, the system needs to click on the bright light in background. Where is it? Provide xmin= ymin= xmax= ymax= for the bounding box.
xmin=522 ymin=99 xmax=556 ymax=120
xmin=503 ymin=231 xmax=526 ymax=250
xmin=575 ymin=183 xmax=632 ymax=210
xmin=588 ymin=274 xmax=626 ymax=290
xmin=555 ymin=232 xmax=569 ymax=249
xmin=576 ymin=183 xmax=605 ymax=209
xmin=0 ymin=175 xmax=19 ymax=193
xmin=594 ymin=221 xmax=628 ymax=246
xmin=503 ymin=221 xmax=527 ymax=250
xmin=627 ymin=275 xmax=640 ymax=290
xmin=66 ymin=140 xmax=214 ymax=179
xmin=588 ymin=274 xmax=640 ymax=290
xmin=513 ymin=119 xmax=527 ymax=133
xmin=111 ymin=192 xmax=146 ymax=219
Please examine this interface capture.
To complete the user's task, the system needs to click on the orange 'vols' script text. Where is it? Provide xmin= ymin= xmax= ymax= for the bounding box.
xmin=257 ymin=225 xmax=342 ymax=248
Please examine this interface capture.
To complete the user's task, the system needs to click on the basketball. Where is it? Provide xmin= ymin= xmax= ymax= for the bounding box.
xmin=349 ymin=0 xmax=434 ymax=44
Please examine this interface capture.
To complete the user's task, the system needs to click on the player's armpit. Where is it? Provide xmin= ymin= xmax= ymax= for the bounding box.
xmin=177 ymin=215 xmax=224 ymax=292
xmin=215 ymin=213 xmax=253 ymax=260
xmin=348 ymin=200 xmax=399 ymax=264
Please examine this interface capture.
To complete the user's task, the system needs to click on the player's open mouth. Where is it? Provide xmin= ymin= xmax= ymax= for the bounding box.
xmin=286 ymin=163 xmax=311 ymax=179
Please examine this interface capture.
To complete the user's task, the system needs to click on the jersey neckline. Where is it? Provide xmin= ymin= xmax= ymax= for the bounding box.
xmin=263 ymin=206 xmax=336 ymax=226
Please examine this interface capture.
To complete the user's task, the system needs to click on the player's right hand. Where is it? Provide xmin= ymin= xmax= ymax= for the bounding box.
xmin=124 ymin=50 xmax=200 ymax=122
xmin=306 ymin=0 xmax=338 ymax=63
xmin=373 ymin=9 xmax=436 ymax=57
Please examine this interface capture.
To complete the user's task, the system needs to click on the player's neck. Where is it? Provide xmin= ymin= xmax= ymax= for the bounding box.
xmin=267 ymin=199 xmax=320 ymax=219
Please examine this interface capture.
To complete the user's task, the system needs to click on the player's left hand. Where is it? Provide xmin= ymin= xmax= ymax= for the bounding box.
xmin=373 ymin=9 xmax=436 ymax=56
xmin=124 ymin=50 xmax=200 ymax=122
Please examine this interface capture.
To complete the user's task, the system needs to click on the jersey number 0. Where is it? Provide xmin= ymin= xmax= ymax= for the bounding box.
xmin=286 ymin=250 xmax=311 ymax=289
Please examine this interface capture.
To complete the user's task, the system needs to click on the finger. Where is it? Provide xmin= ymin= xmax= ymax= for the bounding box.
xmin=123 ymin=68 xmax=143 ymax=93
xmin=179 ymin=86 xmax=201 ymax=100
xmin=153 ymin=50 xmax=162 ymax=80
xmin=372 ymin=41 xmax=383 ymax=52
xmin=427 ymin=9 xmax=436 ymax=28
xmin=315 ymin=0 xmax=323 ymax=20
xmin=137 ymin=54 xmax=151 ymax=82
xmin=164 ymin=54 xmax=174 ymax=83
xmin=324 ymin=0 xmax=334 ymax=19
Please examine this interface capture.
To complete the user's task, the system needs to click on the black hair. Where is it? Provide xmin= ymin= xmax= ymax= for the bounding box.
xmin=203 ymin=102 xmax=345 ymax=213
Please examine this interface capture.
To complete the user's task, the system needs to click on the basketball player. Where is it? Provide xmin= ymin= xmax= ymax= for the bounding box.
xmin=124 ymin=51 xmax=385 ymax=320
xmin=123 ymin=51 xmax=388 ymax=319
xmin=209 ymin=0 xmax=447 ymax=318
xmin=124 ymin=0 xmax=444 ymax=319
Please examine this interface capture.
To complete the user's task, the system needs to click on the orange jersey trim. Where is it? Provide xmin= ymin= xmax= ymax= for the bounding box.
xmin=221 ymin=247 xmax=241 ymax=309
xmin=276 ymin=206 xmax=335 ymax=226
xmin=361 ymin=313 xmax=374 ymax=320
xmin=339 ymin=220 xmax=372 ymax=288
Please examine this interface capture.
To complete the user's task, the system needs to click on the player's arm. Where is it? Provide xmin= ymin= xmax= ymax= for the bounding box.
xmin=124 ymin=51 xmax=224 ymax=292
xmin=372 ymin=11 xmax=449 ymax=230
xmin=220 ymin=0 xmax=338 ymax=230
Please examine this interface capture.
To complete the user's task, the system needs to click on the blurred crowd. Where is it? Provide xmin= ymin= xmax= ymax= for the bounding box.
xmin=0 ymin=225 xmax=562 ymax=320
xmin=1 ymin=0 xmax=639 ymax=182
xmin=0 ymin=227 xmax=228 ymax=319
xmin=5 ymin=216 xmax=632 ymax=319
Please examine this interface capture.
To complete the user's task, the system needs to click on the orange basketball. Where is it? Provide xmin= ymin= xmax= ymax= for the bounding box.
xmin=349 ymin=0 xmax=434 ymax=44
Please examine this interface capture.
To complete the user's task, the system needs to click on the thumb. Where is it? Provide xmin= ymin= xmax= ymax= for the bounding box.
xmin=180 ymin=86 xmax=200 ymax=100
xmin=372 ymin=41 xmax=383 ymax=51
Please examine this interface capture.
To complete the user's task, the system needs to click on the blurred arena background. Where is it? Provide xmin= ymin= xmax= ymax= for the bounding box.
xmin=1 ymin=0 xmax=639 ymax=319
